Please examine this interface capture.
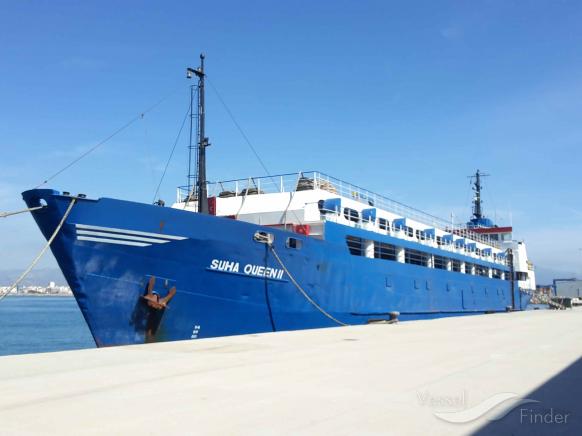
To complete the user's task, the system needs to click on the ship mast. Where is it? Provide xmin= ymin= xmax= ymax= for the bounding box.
xmin=470 ymin=169 xmax=489 ymax=221
xmin=186 ymin=54 xmax=209 ymax=214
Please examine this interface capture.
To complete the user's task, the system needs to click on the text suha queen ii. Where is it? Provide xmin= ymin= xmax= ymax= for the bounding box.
xmin=209 ymin=259 xmax=285 ymax=280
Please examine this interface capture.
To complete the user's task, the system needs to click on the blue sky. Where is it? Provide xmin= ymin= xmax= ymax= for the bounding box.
xmin=1 ymin=1 xmax=582 ymax=283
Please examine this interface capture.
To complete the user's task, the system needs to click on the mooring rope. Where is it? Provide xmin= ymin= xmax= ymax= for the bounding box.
xmin=0 ymin=198 xmax=76 ymax=302
xmin=268 ymin=244 xmax=348 ymax=326
xmin=1 ymin=206 xmax=45 ymax=218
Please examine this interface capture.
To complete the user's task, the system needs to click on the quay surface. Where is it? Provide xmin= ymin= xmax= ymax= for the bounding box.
xmin=0 ymin=309 xmax=581 ymax=435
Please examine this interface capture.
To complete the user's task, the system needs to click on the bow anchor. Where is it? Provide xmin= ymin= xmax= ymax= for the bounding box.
xmin=142 ymin=276 xmax=176 ymax=310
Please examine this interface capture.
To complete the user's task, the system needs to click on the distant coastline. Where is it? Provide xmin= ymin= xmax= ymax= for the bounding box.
xmin=3 ymin=294 xmax=73 ymax=298
xmin=1 ymin=283 xmax=72 ymax=297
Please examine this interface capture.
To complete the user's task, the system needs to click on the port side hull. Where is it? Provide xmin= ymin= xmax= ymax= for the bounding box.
xmin=22 ymin=189 xmax=530 ymax=347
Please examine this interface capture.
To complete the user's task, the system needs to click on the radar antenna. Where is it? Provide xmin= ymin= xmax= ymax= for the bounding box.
xmin=468 ymin=169 xmax=489 ymax=220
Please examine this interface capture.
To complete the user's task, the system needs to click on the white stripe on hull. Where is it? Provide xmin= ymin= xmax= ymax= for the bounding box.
xmin=76 ymin=229 xmax=170 ymax=244
xmin=77 ymin=236 xmax=151 ymax=247
xmin=74 ymin=223 xmax=186 ymax=240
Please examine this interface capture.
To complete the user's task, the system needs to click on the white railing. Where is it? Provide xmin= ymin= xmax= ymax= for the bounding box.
xmin=177 ymin=171 xmax=503 ymax=249
xmin=176 ymin=172 xmax=304 ymax=203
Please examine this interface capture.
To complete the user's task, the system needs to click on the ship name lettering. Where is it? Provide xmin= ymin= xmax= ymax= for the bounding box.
xmin=210 ymin=259 xmax=284 ymax=280
xmin=210 ymin=259 xmax=240 ymax=273
xmin=244 ymin=264 xmax=283 ymax=279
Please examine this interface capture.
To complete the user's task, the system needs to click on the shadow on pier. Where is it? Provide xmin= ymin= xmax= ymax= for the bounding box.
xmin=473 ymin=356 xmax=582 ymax=435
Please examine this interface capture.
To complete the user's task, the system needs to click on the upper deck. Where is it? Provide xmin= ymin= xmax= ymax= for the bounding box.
xmin=176 ymin=171 xmax=505 ymax=248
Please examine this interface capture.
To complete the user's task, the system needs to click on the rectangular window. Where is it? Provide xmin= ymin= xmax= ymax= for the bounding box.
xmin=405 ymin=249 xmax=428 ymax=266
xmin=374 ymin=242 xmax=397 ymax=261
xmin=378 ymin=218 xmax=389 ymax=232
xmin=492 ymin=269 xmax=502 ymax=279
xmin=451 ymin=259 xmax=461 ymax=272
xmin=476 ymin=265 xmax=489 ymax=277
xmin=434 ymin=255 xmax=448 ymax=270
xmin=516 ymin=271 xmax=528 ymax=281
xmin=346 ymin=236 xmax=364 ymax=256
xmin=286 ymin=237 xmax=302 ymax=249
xmin=343 ymin=208 xmax=360 ymax=223
xmin=465 ymin=263 xmax=475 ymax=275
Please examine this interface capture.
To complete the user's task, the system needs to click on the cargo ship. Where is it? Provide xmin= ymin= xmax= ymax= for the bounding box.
xmin=22 ymin=56 xmax=536 ymax=347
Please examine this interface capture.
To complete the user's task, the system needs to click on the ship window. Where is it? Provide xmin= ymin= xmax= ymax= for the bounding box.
xmin=476 ymin=265 xmax=489 ymax=277
xmin=405 ymin=249 xmax=428 ymax=266
xmin=436 ymin=236 xmax=442 ymax=246
xmin=416 ymin=230 xmax=427 ymax=241
xmin=465 ymin=263 xmax=475 ymax=275
xmin=475 ymin=248 xmax=482 ymax=256
xmin=406 ymin=226 xmax=414 ymax=237
xmin=492 ymin=269 xmax=502 ymax=279
xmin=378 ymin=218 xmax=389 ymax=232
xmin=374 ymin=242 xmax=397 ymax=261
xmin=451 ymin=259 xmax=461 ymax=272
xmin=343 ymin=208 xmax=360 ymax=223
xmin=434 ymin=255 xmax=447 ymax=270
xmin=516 ymin=271 xmax=528 ymax=281
xmin=286 ymin=237 xmax=302 ymax=249
xmin=346 ymin=236 xmax=364 ymax=256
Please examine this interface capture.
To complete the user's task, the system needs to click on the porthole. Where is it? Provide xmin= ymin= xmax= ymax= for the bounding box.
xmin=286 ymin=237 xmax=302 ymax=249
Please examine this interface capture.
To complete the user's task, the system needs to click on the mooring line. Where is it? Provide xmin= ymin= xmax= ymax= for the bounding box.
xmin=268 ymin=244 xmax=348 ymax=326
xmin=0 ymin=198 xmax=76 ymax=302
xmin=1 ymin=206 xmax=45 ymax=218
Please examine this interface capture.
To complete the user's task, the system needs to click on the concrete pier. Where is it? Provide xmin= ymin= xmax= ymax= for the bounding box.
xmin=0 ymin=309 xmax=581 ymax=435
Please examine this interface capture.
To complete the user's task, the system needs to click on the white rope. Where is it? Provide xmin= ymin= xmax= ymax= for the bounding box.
xmin=268 ymin=244 xmax=348 ymax=326
xmin=1 ymin=206 xmax=45 ymax=218
xmin=0 ymin=198 xmax=76 ymax=302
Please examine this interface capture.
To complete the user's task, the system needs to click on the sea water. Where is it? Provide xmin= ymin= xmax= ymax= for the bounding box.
xmin=0 ymin=296 xmax=95 ymax=356
xmin=0 ymin=296 xmax=547 ymax=357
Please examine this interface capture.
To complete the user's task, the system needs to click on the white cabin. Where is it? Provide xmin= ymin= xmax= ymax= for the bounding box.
xmin=171 ymin=171 xmax=534 ymax=288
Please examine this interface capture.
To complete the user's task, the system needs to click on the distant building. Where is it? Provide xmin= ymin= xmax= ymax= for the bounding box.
xmin=553 ymin=279 xmax=582 ymax=298
xmin=0 ymin=283 xmax=72 ymax=296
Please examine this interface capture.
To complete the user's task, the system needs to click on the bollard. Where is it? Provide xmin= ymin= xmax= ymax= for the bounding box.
xmin=388 ymin=311 xmax=400 ymax=324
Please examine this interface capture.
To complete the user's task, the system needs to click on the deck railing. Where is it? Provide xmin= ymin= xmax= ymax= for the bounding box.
xmin=177 ymin=171 xmax=503 ymax=249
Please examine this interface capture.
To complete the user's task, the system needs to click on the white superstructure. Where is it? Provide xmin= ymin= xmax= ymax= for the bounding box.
xmin=171 ymin=171 xmax=536 ymax=291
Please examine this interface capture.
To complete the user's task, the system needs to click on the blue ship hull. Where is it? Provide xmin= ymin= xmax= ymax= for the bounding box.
xmin=22 ymin=189 xmax=531 ymax=347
